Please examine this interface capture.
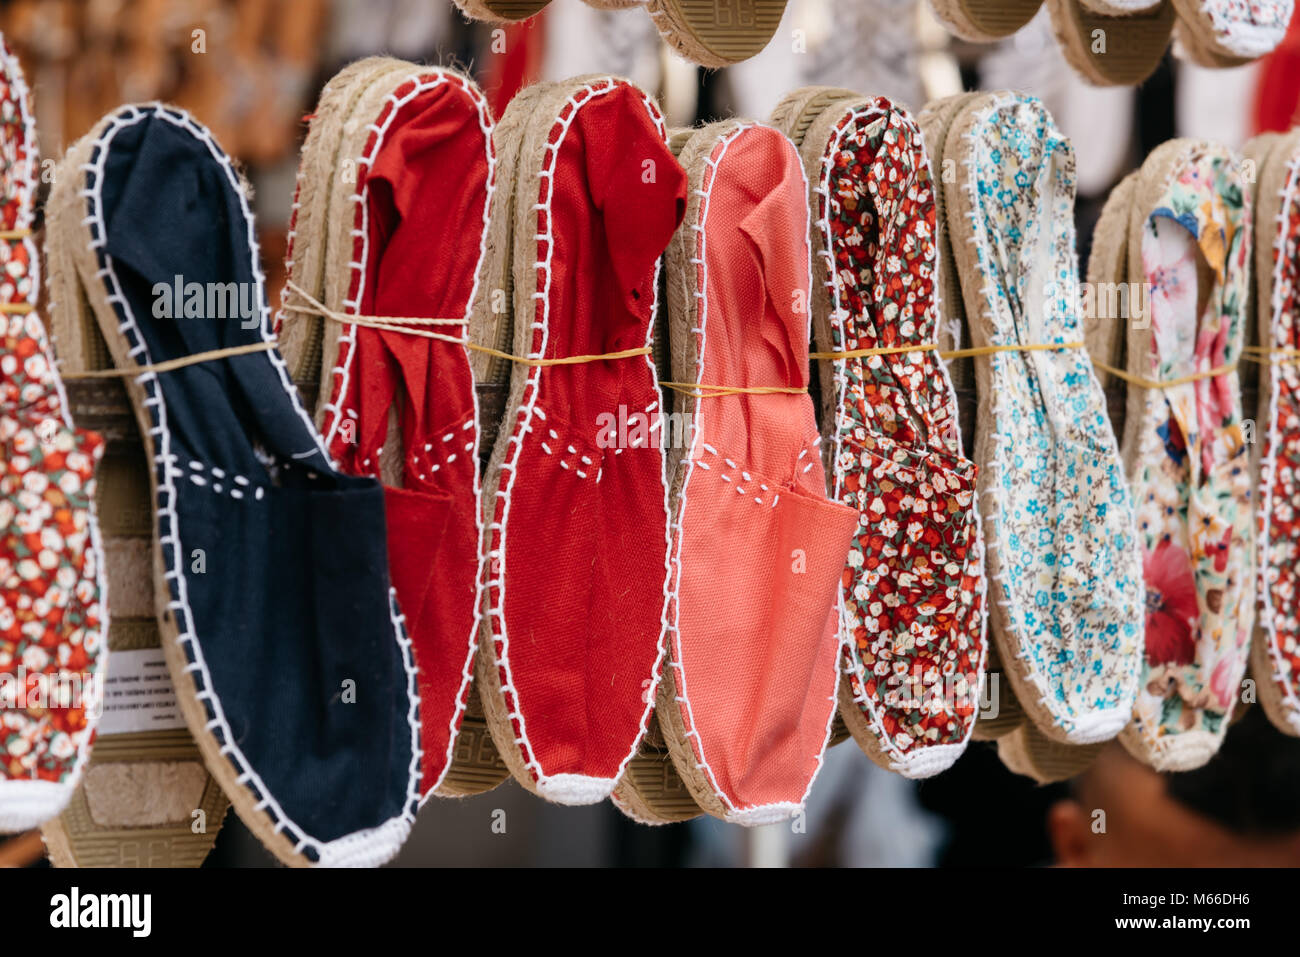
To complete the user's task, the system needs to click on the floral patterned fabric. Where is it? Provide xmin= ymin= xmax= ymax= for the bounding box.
xmin=1179 ymin=0 xmax=1294 ymax=57
xmin=0 ymin=38 xmax=106 ymax=831
xmin=1249 ymin=137 xmax=1300 ymax=735
xmin=814 ymin=97 xmax=986 ymax=778
xmin=955 ymin=93 xmax=1144 ymax=745
xmin=1124 ymin=142 xmax=1254 ymax=770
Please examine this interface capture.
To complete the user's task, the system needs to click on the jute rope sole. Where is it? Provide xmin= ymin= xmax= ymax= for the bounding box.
xmin=1170 ymin=0 xmax=1281 ymax=62
xmin=927 ymin=0 xmax=1043 ymax=41
xmin=611 ymin=715 xmax=704 ymax=824
xmin=646 ymin=0 xmax=789 ymax=68
xmin=277 ymin=56 xmax=417 ymax=400
xmin=1171 ymin=14 xmax=1258 ymax=66
xmin=470 ymin=79 xmax=560 ymax=386
xmin=1046 ymin=0 xmax=1175 ymax=87
xmin=997 ymin=720 xmax=1106 ymax=783
xmin=916 ymin=93 xmax=1027 ymax=748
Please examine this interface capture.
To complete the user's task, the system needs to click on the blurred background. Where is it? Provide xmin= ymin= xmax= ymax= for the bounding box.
xmin=1 ymin=0 xmax=1299 ymax=867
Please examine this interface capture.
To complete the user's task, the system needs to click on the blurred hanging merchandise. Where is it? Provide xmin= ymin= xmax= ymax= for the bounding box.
xmin=454 ymin=0 xmax=790 ymax=67
xmin=527 ymin=0 xmax=952 ymax=122
xmin=792 ymin=0 xmax=929 ymax=111
xmin=540 ymin=0 xmax=663 ymax=93
xmin=3 ymin=0 xmax=1293 ymax=173
xmin=326 ymin=0 xmax=453 ymax=65
xmin=927 ymin=0 xmax=1294 ymax=70
xmin=0 ymin=0 xmax=327 ymax=163
xmin=978 ymin=6 xmax=1064 ymax=99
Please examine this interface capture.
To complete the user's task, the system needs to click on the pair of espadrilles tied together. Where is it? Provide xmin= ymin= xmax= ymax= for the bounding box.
xmin=482 ymin=82 xmax=981 ymax=822
xmin=769 ymin=91 xmax=1148 ymax=786
xmin=916 ymin=91 xmax=1147 ymax=782
xmin=454 ymin=0 xmax=787 ymax=68
xmin=1087 ymin=137 xmax=1256 ymax=773
xmin=931 ymin=0 xmax=1294 ymax=86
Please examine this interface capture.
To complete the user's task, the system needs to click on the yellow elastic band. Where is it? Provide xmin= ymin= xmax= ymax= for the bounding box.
xmin=282 ymin=281 xmax=465 ymax=330
xmin=1242 ymin=345 xmax=1300 ymax=364
xmin=0 ymin=303 xmax=34 ymax=314
xmin=1092 ymin=359 xmax=1239 ymax=389
xmin=283 ymin=281 xmax=650 ymax=368
xmin=661 ymin=342 xmax=1087 ymax=397
xmin=810 ymin=341 xmax=1083 ymax=362
xmin=470 ymin=342 xmax=652 ymax=367
xmin=0 ymin=229 xmax=32 ymax=240
xmin=61 ymin=341 xmax=278 ymax=380
xmin=940 ymin=341 xmax=1085 ymax=360
xmin=660 ymin=382 xmax=808 ymax=399
xmin=810 ymin=343 xmax=939 ymax=360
